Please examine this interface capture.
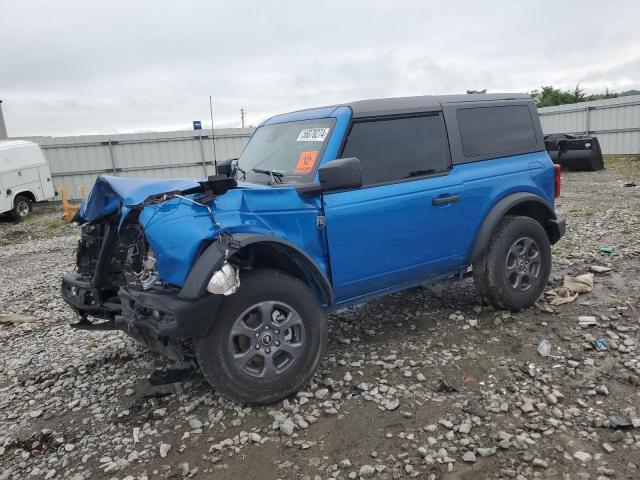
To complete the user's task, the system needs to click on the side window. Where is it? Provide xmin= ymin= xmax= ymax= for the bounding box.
xmin=457 ymin=105 xmax=537 ymax=158
xmin=341 ymin=114 xmax=450 ymax=186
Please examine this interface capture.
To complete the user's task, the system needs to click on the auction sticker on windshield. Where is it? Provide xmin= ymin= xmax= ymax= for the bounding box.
xmin=295 ymin=151 xmax=318 ymax=173
xmin=297 ymin=128 xmax=330 ymax=142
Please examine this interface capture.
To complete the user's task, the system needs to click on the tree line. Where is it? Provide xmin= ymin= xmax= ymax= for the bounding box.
xmin=465 ymin=86 xmax=640 ymax=108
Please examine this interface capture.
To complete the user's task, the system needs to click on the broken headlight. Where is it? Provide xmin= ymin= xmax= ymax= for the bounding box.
xmin=206 ymin=262 xmax=240 ymax=296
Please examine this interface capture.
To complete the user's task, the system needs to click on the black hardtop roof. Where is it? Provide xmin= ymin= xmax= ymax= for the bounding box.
xmin=346 ymin=93 xmax=531 ymax=118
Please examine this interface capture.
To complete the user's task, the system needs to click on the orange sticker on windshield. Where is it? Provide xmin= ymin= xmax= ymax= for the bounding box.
xmin=295 ymin=150 xmax=318 ymax=174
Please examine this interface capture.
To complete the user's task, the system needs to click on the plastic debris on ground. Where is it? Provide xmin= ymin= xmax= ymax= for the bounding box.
xmin=537 ymin=339 xmax=552 ymax=357
xmin=594 ymin=339 xmax=608 ymax=350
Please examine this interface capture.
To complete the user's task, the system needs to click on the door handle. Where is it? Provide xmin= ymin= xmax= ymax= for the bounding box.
xmin=432 ymin=194 xmax=460 ymax=206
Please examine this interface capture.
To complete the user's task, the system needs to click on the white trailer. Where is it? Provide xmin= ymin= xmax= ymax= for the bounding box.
xmin=0 ymin=140 xmax=56 ymax=219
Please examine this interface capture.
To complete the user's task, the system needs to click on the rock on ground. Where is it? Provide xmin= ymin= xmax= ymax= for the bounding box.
xmin=1 ymin=161 xmax=640 ymax=478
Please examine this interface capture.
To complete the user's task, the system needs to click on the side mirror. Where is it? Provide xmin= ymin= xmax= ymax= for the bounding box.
xmin=216 ymin=158 xmax=237 ymax=177
xmin=318 ymin=157 xmax=362 ymax=193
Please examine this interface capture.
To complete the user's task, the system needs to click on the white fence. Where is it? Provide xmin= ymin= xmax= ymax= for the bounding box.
xmin=538 ymin=94 xmax=640 ymax=155
xmin=19 ymin=96 xmax=639 ymax=201
xmin=22 ymin=128 xmax=253 ymax=200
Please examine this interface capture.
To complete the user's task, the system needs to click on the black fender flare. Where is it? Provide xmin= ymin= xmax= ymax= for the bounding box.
xmin=468 ymin=193 xmax=557 ymax=265
xmin=178 ymin=233 xmax=334 ymax=307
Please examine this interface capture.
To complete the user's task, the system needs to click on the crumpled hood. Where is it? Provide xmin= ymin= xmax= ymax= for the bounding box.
xmin=79 ymin=175 xmax=202 ymax=222
xmin=78 ymin=175 xmax=316 ymax=288
xmin=78 ymin=175 xmax=324 ymax=288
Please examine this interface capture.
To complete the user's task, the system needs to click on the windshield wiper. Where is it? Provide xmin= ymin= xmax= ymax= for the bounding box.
xmin=252 ymin=168 xmax=284 ymax=184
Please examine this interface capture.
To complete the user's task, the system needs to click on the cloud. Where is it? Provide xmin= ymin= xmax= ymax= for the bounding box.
xmin=1 ymin=0 xmax=639 ymax=136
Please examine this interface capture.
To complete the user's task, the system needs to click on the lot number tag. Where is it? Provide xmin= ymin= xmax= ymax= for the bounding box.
xmin=297 ymin=128 xmax=330 ymax=142
xmin=295 ymin=151 xmax=318 ymax=174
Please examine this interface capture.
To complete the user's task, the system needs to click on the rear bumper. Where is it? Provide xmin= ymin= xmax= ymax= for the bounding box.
xmin=547 ymin=217 xmax=566 ymax=244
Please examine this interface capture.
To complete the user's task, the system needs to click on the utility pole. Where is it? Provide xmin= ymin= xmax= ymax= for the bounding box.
xmin=0 ymin=100 xmax=8 ymax=139
xmin=240 ymin=108 xmax=246 ymax=128
xmin=209 ymin=96 xmax=218 ymax=172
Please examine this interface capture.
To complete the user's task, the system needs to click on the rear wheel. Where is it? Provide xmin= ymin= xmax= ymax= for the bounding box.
xmin=473 ymin=216 xmax=551 ymax=311
xmin=9 ymin=195 xmax=32 ymax=220
xmin=195 ymin=269 xmax=327 ymax=404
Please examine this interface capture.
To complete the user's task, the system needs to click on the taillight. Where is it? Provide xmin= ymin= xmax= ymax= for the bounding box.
xmin=554 ymin=164 xmax=561 ymax=198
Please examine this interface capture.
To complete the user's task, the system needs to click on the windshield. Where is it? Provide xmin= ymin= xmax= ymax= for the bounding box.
xmin=235 ymin=118 xmax=336 ymax=185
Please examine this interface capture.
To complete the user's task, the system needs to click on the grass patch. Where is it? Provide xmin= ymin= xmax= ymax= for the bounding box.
xmin=0 ymin=230 xmax=27 ymax=246
xmin=604 ymin=155 xmax=640 ymax=176
xmin=43 ymin=216 xmax=67 ymax=233
xmin=0 ymin=203 xmax=73 ymax=246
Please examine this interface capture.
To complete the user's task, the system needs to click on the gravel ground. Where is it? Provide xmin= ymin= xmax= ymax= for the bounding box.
xmin=1 ymin=158 xmax=639 ymax=480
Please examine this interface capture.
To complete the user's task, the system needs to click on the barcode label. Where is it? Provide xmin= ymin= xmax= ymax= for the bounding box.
xmin=297 ymin=128 xmax=330 ymax=142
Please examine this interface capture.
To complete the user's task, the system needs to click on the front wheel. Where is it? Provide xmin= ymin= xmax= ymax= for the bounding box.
xmin=195 ymin=269 xmax=327 ymax=404
xmin=473 ymin=216 xmax=551 ymax=311
xmin=9 ymin=195 xmax=32 ymax=220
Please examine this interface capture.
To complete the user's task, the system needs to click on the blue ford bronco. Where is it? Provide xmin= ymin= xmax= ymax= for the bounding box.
xmin=61 ymin=93 xmax=565 ymax=403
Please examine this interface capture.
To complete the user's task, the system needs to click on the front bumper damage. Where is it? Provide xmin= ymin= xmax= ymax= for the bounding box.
xmin=61 ymin=174 xmax=330 ymax=386
xmin=62 ymin=271 xmax=222 ymax=344
xmin=61 ymin=271 xmax=223 ymax=384
xmin=60 ymin=175 xmax=243 ymax=384
xmin=116 ymin=287 xmax=222 ymax=358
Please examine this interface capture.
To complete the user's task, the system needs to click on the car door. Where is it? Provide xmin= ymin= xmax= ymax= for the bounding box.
xmin=0 ymin=174 xmax=10 ymax=214
xmin=322 ymin=112 xmax=469 ymax=304
xmin=37 ymin=164 xmax=55 ymax=200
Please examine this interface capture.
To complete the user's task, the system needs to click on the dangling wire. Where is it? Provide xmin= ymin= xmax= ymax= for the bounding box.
xmin=141 ymin=193 xmax=219 ymax=230
xmin=172 ymin=194 xmax=219 ymax=228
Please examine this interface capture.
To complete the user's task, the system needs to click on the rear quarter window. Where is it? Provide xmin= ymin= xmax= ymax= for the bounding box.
xmin=457 ymin=105 xmax=537 ymax=158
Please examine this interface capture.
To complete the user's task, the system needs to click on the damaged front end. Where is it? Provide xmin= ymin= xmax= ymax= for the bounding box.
xmin=61 ymin=175 xmax=238 ymax=384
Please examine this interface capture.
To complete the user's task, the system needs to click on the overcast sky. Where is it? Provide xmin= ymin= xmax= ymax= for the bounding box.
xmin=1 ymin=0 xmax=639 ymax=137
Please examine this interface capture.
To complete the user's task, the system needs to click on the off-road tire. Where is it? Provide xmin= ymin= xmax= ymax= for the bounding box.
xmin=473 ymin=215 xmax=551 ymax=311
xmin=195 ymin=269 xmax=327 ymax=404
xmin=9 ymin=195 xmax=32 ymax=220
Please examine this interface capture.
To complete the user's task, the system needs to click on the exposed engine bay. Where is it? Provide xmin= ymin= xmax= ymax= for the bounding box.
xmin=60 ymin=171 xmax=330 ymax=388
xmin=61 ymin=176 xmax=239 ymax=384
xmin=73 ymin=213 xmax=158 ymax=310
